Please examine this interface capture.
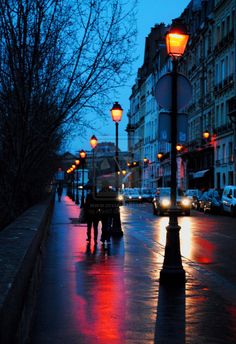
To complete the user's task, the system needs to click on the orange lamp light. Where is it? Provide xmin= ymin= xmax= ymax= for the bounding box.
xmin=166 ymin=20 xmax=189 ymax=58
xmin=75 ymin=159 xmax=80 ymax=166
xmin=157 ymin=152 xmax=163 ymax=159
xmin=203 ymin=130 xmax=210 ymax=140
xmin=110 ymin=101 xmax=123 ymax=123
xmin=90 ymin=135 xmax=98 ymax=149
xmin=79 ymin=149 xmax=86 ymax=159
xmin=176 ymin=144 xmax=183 ymax=151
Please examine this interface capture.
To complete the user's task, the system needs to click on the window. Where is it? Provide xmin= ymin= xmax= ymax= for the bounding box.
xmin=221 ymin=59 xmax=225 ymax=81
xmin=217 ymin=25 xmax=220 ymax=44
xmin=228 ymin=142 xmax=233 ymax=162
xmin=216 ymin=105 xmax=219 ymax=127
xmin=225 ymin=55 xmax=229 ymax=78
xmin=215 ymin=64 xmax=219 ymax=85
xmin=221 ymin=103 xmax=224 ymax=125
xmin=222 ymin=144 xmax=226 ymax=163
xmin=216 ymin=146 xmax=220 ymax=160
xmin=226 ymin=16 xmax=230 ymax=33
xmin=230 ymin=52 xmax=234 ymax=75
xmin=221 ymin=21 xmax=225 ymax=39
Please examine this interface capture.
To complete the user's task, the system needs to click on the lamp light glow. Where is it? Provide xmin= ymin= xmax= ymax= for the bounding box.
xmin=110 ymin=101 xmax=123 ymax=123
xmin=166 ymin=20 xmax=189 ymax=58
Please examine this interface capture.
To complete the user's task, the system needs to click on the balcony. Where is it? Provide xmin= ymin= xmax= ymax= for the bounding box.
xmin=215 ymin=123 xmax=233 ymax=136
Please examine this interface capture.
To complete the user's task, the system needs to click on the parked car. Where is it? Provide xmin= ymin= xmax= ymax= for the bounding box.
xmin=202 ymin=189 xmax=222 ymax=214
xmin=185 ymin=189 xmax=202 ymax=209
xmin=140 ymin=188 xmax=153 ymax=202
xmin=124 ymin=188 xmax=142 ymax=203
xmin=222 ymin=185 xmax=236 ymax=216
xmin=152 ymin=187 xmax=191 ymax=216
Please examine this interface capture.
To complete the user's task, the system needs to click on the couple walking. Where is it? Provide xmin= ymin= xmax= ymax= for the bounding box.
xmin=84 ymin=184 xmax=119 ymax=245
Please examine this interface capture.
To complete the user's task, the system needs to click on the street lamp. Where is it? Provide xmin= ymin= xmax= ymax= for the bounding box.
xmin=71 ymin=164 xmax=76 ymax=201
xmin=110 ymin=101 xmax=123 ymax=236
xmin=90 ymin=135 xmax=98 ymax=194
xmin=79 ymin=149 xmax=86 ymax=208
xmin=75 ymin=159 xmax=80 ymax=204
xmin=203 ymin=130 xmax=210 ymax=141
xmin=160 ymin=19 xmax=189 ymax=285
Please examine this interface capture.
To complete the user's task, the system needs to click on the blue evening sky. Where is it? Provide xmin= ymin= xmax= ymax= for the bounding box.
xmin=65 ymin=0 xmax=190 ymax=155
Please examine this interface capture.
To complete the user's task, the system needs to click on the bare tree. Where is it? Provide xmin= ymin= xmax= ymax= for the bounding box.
xmin=0 ymin=0 xmax=137 ymax=228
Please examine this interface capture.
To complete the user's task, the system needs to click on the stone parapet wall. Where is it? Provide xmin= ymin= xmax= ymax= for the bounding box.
xmin=0 ymin=195 xmax=54 ymax=344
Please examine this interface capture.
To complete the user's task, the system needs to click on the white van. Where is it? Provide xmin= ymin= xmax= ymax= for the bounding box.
xmin=222 ymin=185 xmax=236 ymax=216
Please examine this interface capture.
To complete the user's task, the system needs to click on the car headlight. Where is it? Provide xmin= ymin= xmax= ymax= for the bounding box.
xmin=139 ymin=196 xmax=142 ymax=199
xmin=161 ymin=198 xmax=170 ymax=207
xmin=181 ymin=198 xmax=190 ymax=207
xmin=118 ymin=195 xmax=124 ymax=201
xmin=129 ymin=196 xmax=132 ymax=199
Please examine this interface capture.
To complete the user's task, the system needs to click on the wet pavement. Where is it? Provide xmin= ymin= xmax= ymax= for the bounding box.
xmin=30 ymin=195 xmax=236 ymax=344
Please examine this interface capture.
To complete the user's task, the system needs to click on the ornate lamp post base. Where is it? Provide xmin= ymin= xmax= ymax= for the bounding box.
xmin=159 ymin=208 xmax=186 ymax=285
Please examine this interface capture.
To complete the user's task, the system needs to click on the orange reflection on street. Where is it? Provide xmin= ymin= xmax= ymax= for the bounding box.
xmin=192 ymin=237 xmax=215 ymax=264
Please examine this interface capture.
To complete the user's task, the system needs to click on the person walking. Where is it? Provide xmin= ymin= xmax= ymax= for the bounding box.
xmin=97 ymin=184 xmax=116 ymax=244
xmin=57 ymin=184 xmax=63 ymax=202
xmin=84 ymin=186 xmax=99 ymax=245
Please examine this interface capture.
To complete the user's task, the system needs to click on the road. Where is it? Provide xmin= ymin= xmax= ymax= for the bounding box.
xmin=124 ymin=203 xmax=236 ymax=300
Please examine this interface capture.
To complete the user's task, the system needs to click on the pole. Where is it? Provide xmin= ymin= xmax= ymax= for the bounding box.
xmin=92 ymin=148 xmax=95 ymax=195
xmin=160 ymin=59 xmax=186 ymax=285
xmin=72 ymin=172 xmax=75 ymax=201
xmin=80 ymin=161 xmax=85 ymax=208
xmin=75 ymin=168 xmax=79 ymax=204
xmin=115 ymin=122 xmax=119 ymax=191
xmin=112 ymin=121 xmax=123 ymax=236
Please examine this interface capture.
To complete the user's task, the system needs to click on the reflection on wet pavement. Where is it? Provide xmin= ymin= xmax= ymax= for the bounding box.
xmin=30 ymin=197 xmax=236 ymax=344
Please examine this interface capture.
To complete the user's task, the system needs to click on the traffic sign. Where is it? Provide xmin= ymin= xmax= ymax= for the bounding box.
xmin=155 ymin=72 xmax=192 ymax=111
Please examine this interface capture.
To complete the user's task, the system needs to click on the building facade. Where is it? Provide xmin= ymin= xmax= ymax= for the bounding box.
xmin=127 ymin=0 xmax=236 ymax=192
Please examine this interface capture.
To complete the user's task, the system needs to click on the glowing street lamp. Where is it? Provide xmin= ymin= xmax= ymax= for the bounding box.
xmin=79 ymin=150 xmax=86 ymax=208
xmin=160 ymin=19 xmax=189 ymax=285
xmin=110 ymin=101 xmax=123 ymax=236
xmin=90 ymin=135 xmax=98 ymax=194
xmin=203 ymin=130 xmax=210 ymax=140
xmin=75 ymin=159 xmax=80 ymax=204
xmin=176 ymin=143 xmax=183 ymax=152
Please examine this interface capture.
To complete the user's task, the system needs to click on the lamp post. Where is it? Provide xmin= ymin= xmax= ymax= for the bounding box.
xmin=71 ymin=164 xmax=76 ymax=201
xmin=143 ymin=158 xmax=149 ymax=188
xmin=160 ymin=20 xmax=189 ymax=285
xmin=75 ymin=159 xmax=80 ymax=204
xmin=90 ymin=135 xmax=98 ymax=194
xmin=110 ymin=101 xmax=123 ymax=236
xmin=228 ymin=107 xmax=236 ymax=185
xmin=79 ymin=150 xmax=86 ymax=208
xmin=157 ymin=152 xmax=163 ymax=187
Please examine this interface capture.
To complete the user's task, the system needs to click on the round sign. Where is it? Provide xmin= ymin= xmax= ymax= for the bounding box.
xmin=155 ymin=72 xmax=192 ymax=111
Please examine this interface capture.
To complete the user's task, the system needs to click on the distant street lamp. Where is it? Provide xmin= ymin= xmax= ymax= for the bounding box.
xmin=75 ymin=159 xmax=80 ymax=204
xmin=71 ymin=164 xmax=76 ymax=201
xmin=203 ymin=130 xmax=210 ymax=141
xmin=110 ymin=101 xmax=123 ymax=236
xmin=90 ymin=135 xmax=98 ymax=194
xmin=160 ymin=19 xmax=189 ymax=285
xmin=79 ymin=150 xmax=86 ymax=208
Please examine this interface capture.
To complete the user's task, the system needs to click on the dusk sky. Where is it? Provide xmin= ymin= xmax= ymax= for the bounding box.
xmin=66 ymin=0 xmax=191 ymax=155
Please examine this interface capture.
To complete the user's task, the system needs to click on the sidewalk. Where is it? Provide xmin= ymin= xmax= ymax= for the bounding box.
xmin=30 ymin=194 xmax=236 ymax=344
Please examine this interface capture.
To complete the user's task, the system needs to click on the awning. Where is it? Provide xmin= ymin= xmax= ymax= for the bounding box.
xmin=191 ymin=169 xmax=209 ymax=179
